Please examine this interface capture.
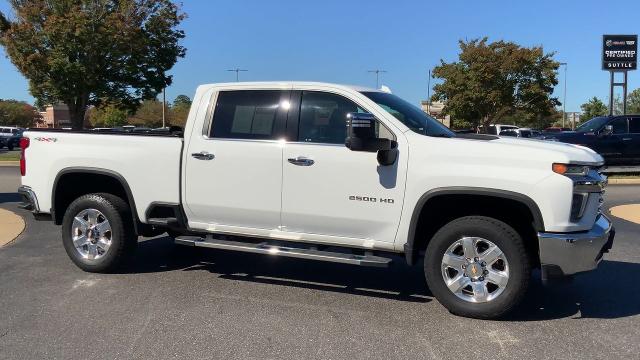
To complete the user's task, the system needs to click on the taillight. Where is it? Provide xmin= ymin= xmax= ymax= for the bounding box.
xmin=19 ymin=137 xmax=29 ymax=176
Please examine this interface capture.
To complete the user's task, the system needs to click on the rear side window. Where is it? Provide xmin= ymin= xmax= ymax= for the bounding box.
xmin=209 ymin=90 xmax=288 ymax=140
xmin=629 ymin=117 xmax=640 ymax=133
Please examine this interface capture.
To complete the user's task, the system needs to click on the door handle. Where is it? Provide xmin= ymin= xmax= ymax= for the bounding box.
xmin=287 ymin=156 xmax=315 ymax=166
xmin=191 ymin=152 xmax=215 ymax=160
xmin=622 ymin=138 xmax=632 ymax=141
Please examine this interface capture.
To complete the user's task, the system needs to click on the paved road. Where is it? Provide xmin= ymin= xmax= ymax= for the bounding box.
xmin=1 ymin=166 xmax=639 ymax=359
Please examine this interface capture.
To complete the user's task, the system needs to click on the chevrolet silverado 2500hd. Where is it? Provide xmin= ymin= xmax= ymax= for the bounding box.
xmin=18 ymin=82 xmax=614 ymax=319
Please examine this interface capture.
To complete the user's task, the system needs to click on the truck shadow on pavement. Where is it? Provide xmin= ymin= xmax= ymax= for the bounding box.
xmin=506 ymin=260 xmax=640 ymax=321
xmin=127 ymin=236 xmax=432 ymax=303
xmin=125 ymin=236 xmax=640 ymax=319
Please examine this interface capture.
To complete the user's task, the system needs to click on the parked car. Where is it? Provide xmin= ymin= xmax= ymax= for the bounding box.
xmin=499 ymin=128 xmax=543 ymax=139
xmin=543 ymin=127 xmax=572 ymax=133
xmin=0 ymin=126 xmax=24 ymax=150
xmin=545 ymin=115 xmax=640 ymax=165
xmin=18 ymin=82 xmax=613 ymax=319
xmin=485 ymin=124 xmax=519 ymax=135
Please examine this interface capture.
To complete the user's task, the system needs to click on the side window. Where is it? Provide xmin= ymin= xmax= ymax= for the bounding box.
xmin=609 ymin=118 xmax=628 ymax=134
xmin=488 ymin=126 xmax=497 ymax=135
xmin=298 ymin=91 xmax=365 ymax=144
xmin=209 ymin=90 xmax=287 ymax=140
xmin=629 ymin=117 xmax=640 ymax=134
xmin=297 ymin=91 xmax=393 ymax=144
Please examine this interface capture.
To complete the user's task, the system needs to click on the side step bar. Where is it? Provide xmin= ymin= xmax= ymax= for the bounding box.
xmin=174 ymin=236 xmax=392 ymax=268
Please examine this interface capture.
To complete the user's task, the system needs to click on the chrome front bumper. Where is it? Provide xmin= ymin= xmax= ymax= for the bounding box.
xmin=18 ymin=185 xmax=40 ymax=213
xmin=538 ymin=214 xmax=614 ymax=278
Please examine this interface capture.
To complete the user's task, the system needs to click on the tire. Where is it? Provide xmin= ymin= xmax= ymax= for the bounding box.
xmin=424 ymin=216 xmax=530 ymax=319
xmin=61 ymin=193 xmax=137 ymax=273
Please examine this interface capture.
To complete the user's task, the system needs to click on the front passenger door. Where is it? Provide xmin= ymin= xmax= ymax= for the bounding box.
xmin=596 ymin=117 xmax=627 ymax=165
xmin=280 ymin=91 xmax=407 ymax=245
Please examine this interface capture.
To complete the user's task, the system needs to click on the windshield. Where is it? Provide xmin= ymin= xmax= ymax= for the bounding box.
xmin=575 ymin=116 xmax=609 ymax=133
xmin=361 ymin=92 xmax=455 ymax=137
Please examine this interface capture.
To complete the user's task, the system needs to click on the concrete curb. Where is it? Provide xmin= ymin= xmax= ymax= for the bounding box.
xmin=0 ymin=208 xmax=25 ymax=247
xmin=0 ymin=161 xmax=19 ymax=167
xmin=608 ymin=178 xmax=640 ymax=185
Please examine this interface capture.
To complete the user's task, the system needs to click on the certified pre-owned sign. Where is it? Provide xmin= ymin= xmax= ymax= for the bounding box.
xmin=603 ymin=34 xmax=637 ymax=70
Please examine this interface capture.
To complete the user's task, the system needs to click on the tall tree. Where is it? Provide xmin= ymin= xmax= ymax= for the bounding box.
xmin=173 ymin=95 xmax=191 ymax=108
xmin=580 ymin=97 xmax=608 ymax=122
xmin=626 ymin=88 xmax=640 ymax=114
xmin=431 ymin=38 xmax=560 ymax=131
xmin=0 ymin=0 xmax=186 ymax=129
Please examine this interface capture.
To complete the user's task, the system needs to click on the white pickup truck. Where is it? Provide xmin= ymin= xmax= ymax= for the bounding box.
xmin=18 ymin=82 xmax=614 ymax=319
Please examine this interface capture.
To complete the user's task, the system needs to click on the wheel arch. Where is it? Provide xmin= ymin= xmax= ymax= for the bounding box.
xmin=51 ymin=167 xmax=141 ymax=233
xmin=404 ymin=187 xmax=544 ymax=266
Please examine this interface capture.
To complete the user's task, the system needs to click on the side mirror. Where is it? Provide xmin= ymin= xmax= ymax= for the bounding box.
xmin=600 ymin=124 xmax=613 ymax=137
xmin=345 ymin=112 xmax=398 ymax=166
xmin=346 ymin=113 xmax=388 ymax=152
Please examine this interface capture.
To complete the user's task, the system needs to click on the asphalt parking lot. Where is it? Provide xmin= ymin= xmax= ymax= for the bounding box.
xmin=0 ymin=166 xmax=639 ymax=360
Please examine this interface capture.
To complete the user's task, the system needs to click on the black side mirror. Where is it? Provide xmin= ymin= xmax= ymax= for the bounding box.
xmin=346 ymin=113 xmax=388 ymax=152
xmin=345 ymin=112 xmax=398 ymax=166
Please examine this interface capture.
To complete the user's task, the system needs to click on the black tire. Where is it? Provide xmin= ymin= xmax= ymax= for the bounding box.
xmin=61 ymin=193 xmax=137 ymax=273
xmin=424 ymin=216 xmax=530 ymax=319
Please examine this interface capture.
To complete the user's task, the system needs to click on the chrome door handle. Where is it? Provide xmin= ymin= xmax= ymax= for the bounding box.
xmin=287 ymin=156 xmax=315 ymax=166
xmin=191 ymin=152 xmax=214 ymax=160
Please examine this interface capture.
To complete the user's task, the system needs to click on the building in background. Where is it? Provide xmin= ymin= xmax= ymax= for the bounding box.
xmin=420 ymin=100 xmax=451 ymax=128
xmin=38 ymin=103 xmax=71 ymax=128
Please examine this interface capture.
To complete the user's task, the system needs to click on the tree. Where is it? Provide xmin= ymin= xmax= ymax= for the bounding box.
xmin=580 ymin=97 xmax=608 ymax=122
xmin=0 ymin=0 xmax=186 ymax=129
xmin=0 ymin=99 xmax=39 ymax=127
xmin=173 ymin=95 xmax=191 ymax=108
xmin=431 ymin=38 xmax=560 ymax=131
xmin=626 ymin=88 xmax=640 ymax=114
xmin=128 ymin=99 xmax=164 ymax=127
xmin=89 ymin=105 xmax=129 ymax=127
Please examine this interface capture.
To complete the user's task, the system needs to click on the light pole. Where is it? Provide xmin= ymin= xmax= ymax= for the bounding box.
xmin=227 ymin=68 xmax=248 ymax=82
xmin=367 ymin=69 xmax=387 ymax=89
xmin=162 ymin=87 xmax=166 ymax=128
xmin=559 ymin=62 xmax=568 ymax=128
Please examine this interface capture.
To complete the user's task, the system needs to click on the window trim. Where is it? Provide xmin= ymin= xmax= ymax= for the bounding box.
xmin=202 ymin=89 xmax=291 ymax=141
xmin=288 ymin=89 xmax=396 ymax=146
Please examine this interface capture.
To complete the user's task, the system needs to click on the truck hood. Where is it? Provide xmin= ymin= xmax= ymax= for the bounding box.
xmin=409 ymin=132 xmax=604 ymax=167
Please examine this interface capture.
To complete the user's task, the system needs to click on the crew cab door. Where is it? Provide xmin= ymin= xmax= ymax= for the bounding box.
xmin=183 ymin=89 xmax=290 ymax=233
xmin=280 ymin=90 xmax=407 ymax=245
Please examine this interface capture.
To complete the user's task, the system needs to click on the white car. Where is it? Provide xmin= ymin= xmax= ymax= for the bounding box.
xmin=18 ymin=82 xmax=613 ymax=319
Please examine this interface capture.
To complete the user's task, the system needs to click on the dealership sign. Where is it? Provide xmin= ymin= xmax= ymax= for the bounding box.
xmin=603 ymin=34 xmax=637 ymax=70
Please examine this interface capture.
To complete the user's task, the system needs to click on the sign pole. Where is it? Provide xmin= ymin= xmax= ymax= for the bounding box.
xmin=623 ymin=71 xmax=628 ymax=115
xmin=609 ymin=71 xmax=614 ymax=116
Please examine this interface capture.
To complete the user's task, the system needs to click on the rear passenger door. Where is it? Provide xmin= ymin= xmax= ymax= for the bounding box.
xmin=626 ymin=116 xmax=640 ymax=165
xmin=184 ymin=89 xmax=290 ymax=233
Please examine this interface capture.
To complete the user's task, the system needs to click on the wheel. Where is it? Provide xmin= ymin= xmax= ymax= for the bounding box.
xmin=424 ymin=216 xmax=530 ymax=319
xmin=61 ymin=193 xmax=137 ymax=272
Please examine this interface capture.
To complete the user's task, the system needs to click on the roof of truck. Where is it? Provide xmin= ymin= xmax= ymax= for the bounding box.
xmin=200 ymin=81 xmax=383 ymax=93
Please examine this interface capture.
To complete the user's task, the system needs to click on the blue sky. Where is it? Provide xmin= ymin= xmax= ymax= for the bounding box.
xmin=1 ymin=0 xmax=639 ymax=112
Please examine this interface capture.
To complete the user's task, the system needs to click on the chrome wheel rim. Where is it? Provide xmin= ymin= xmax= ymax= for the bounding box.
xmin=71 ymin=208 xmax=112 ymax=260
xmin=441 ymin=237 xmax=509 ymax=303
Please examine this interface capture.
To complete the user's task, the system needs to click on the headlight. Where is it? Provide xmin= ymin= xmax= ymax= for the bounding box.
xmin=552 ymin=163 xmax=589 ymax=176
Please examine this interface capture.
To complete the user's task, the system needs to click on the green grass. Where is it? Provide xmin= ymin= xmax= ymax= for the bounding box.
xmin=0 ymin=151 xmax=20 ymax=161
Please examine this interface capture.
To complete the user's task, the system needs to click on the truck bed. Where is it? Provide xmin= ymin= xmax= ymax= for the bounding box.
xmin=21 ymin=129 xmax=183 ymax=222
